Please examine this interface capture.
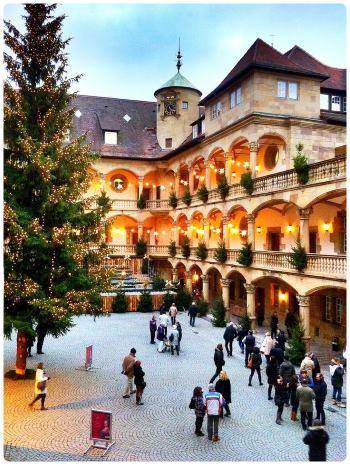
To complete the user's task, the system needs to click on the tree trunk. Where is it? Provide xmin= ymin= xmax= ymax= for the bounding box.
xmin=16 ymin=330 xmax=27 ymax=375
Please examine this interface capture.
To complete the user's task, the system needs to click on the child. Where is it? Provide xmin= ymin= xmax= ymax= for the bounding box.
xmin=189 ymin=386 xmax=205 ymax=436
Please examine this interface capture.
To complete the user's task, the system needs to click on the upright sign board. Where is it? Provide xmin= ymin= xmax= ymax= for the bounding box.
xmin=84 ymin=409 xmax=115 ymax=456
xmin=85 ymin=345 xmax=93 ymax=370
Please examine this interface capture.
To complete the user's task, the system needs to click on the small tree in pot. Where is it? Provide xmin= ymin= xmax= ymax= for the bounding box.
xmin=195 ymin=241 xmax=208 ymax=260
xmin=182 ymin=189 xmax=192 ymax=206
xmin=214 ymin=240 xmax=228 ymax=263
xmin=136 ymin=238 xmax=147 ymax=257
xmin=217 ymin=175 xmax=230 ymax=200
xmin=197 ymin=185 xmax=209 ymax=203
xmin=168 ymin=240 xmax=177 ymax=258
xmin=169 ymin=191 xmax=178 ymax=209
xmin=293 ymin=143 xmax=309 ymax=185
xmin=181 ymin=236 xmax=191 ymax=259
xmin=237 ymin=242 xmax=253 ymax=267
xmin=289 ymin=240 xmax=307 ymax=272
xmin=240 ymin=171 xmax=254 ymax=195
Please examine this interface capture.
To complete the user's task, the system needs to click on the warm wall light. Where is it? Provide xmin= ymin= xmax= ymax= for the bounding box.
xmin=240 ymin=229 xmax=247 ymax=237
xmin=256 ymin=226 xmax=262 ymax=234
xmin=255 ymin=165 xmax=260 ymax=172
xmin=192 ymin=273 xmax=199 ymax=283
xmin=231 ymin=172 xmax=237 ymax=177
xmin=287 ymin=225 xmax=293 ymax=233
xmin=154 ymin=231 xmax=159 ymax=236
xmin=147 ymin=229 xmax=150 ymax=234
xmin=279 ymin=291 xmax=287 ymax=302
xmin=323 ymin=223 xmax=330 ymax=232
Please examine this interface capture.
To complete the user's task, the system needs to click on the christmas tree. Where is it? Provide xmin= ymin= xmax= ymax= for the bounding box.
xmin=4 ymin=4 xmax=112 ymax=375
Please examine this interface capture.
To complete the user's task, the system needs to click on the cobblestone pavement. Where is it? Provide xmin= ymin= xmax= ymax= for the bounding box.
xmin=4 ymin=312 xmax=347 ymax=462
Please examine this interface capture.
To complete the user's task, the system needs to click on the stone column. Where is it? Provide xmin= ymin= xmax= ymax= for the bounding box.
xmin=205 ymin=162 xmax=211 ymax=188
xmin=249 ymin=141 xmax=258 ymax=178
xmin=224 ymin=153 xmax=231 ymax=181
xmin=244 ymin=283 xmax=256 ymax=330
xmin=203 ymin=219 xmax=210 ymax=245
xmin=138 ymin=176 xmax=144 ymax=198
xmin=172 ymin=268 xmax=178 ymax=282
xmin=298 ymin=208 xmax=313 ymax=253
xmin=222 ymin=216 xmax=230 ymax=248
xmin=246 ymin=213 xmax=255 ymax=249
xmin=189 ymin=168 xmax=195 ymax=194
xmin=297 ymin=295 xmax=311 ymax=349
xmin=174 ymin=171 xmax=180 ymax=196
xmin=186 ymin=272 xmax=193 ymax=291
xmin=137 ymin=222 xmax=143 ymax=240
xmin=202 ymin=275 xmax=209 ymax=302
xmin=222 ymin=279 xmax=231 ymax=320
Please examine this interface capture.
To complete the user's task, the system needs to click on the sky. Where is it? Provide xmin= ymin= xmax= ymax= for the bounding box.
xmin=3 ymin=2 xmax=347 ymax=102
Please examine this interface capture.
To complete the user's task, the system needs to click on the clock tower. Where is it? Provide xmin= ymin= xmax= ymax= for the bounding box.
xmin=154 ymin=46 xmax=202 ymax=150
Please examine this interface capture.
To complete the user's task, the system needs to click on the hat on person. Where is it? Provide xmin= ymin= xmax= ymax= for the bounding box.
xmin=192 ymin=301 xmax=196 ymax=305
xmin=130 ymin=348 xmax=136 ymax=355
xmin=208 ymin=383 xmax=215 ymax=391
xmin=172 ymin=325 xmax=177 ymax=329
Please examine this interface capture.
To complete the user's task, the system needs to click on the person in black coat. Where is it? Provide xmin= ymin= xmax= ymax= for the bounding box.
xmin=149 ymin=315 xmax=157 ymax=344
xmin=303 ymin=419 xmax=329 ymax=461
xmin=209 ymin=343 xmax=225 ymax=383
xmin=270 ymin=342 xmax=284 ymax=365
xmin=134 ymin=360 xmax=146 ymax=405
xmin=266 ymin=355 xmax=279 ymax=400
xmin=237 ymin=327 xmax=247 ymax=353
xmin=276 ymin=330 xmax=286 ymax=352
xmin=223 ymin=323 xmax=237 ymax=357
xmin=270 ymin=311 xmax=279 ymax=339
xmin=313 ymin=373 xmax=327 ymax=425
xmin=215 ymin=370 xmax=232 ymax=416
xmin=188 ymin=302 xmax=198 ymax=327
xmin=243 ymin=330 xmax=256 ymax=367
xmin=248 ymin=346 xmax=263 ymax=386
xmin=274 ymin=375 xmax=289 ymax=424
xmin=309 ymin=352 xmax=321 ymax=379
xmin=176 ymin=321 xmax=182 ymax=350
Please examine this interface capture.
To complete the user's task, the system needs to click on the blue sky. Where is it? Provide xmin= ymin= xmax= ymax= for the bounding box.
xmin=4 ymin=2 xmax=347 ymax=101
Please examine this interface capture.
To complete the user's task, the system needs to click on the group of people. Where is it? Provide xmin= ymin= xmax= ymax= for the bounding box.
xmin=121 ymin=348 xmax=146 ymax=405
xmin=150 ymin=304 xmax=185 ymax=355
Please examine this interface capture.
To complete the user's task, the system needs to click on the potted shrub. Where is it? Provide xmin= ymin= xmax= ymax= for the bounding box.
xmin=240 ymin=171 xmax=254 ymax=195
xmin=137 ymin=193 xmax=146 ymax=209
xmin=137 ymin=290 xmax=153 ymax=313
xmin=238 ymin=313 xmax=251 ymax=332
xmin=182 ymin=189 xmax=192 ymax=206
xmin=285 ymin=323 xmax=306 ymax=365
xmin=197 ymin=185 xmax=209 ymax=203
xmin=217 ymin=175 xmax=230 ymax=200
xmin=181 ymin=236 xmax=191 ymax=259
xmin=211 ymin=297 xmax=227 ymax=327
xmin=141 ymin=257 xmax=149 ymax=274
xmin=169 ymin=191 xmax=178 ymax=209
xmin=168 ymin=240 xmax=177 ymax=258
xmin=293 ymin=143 xmax=309 ymax=185
xmin=197 ymin=299 xmax=209 ymax=317
xmin=175 ymin=286 xmax=192 ymax=311
xmin=289 ymin=240 xmax=307 ymax=272
xmin=111 ymin=290 xmax=128 ymax=313
xmin=214 ymin=240 xmax=228 ymax=263
xmin=195 ymin=241 xmax=208 ymax=260
xmin=152 ymin=275 xmax=166 ymax=291
xmin=136 ymin=238 xmax=147 ymax=257
xmin=237 ymin=242 xmax=253 ymax=267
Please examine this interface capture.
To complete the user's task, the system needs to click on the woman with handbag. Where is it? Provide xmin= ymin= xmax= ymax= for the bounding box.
xmin=189 ymin=386 xmax=205 ymax=436
xmin=248 ymin=347 xmax=263 ymax=387
xmin=29 ymin=362 xmax=50 ymax=410
xmin=134 ymin=360 xmax=146 ymax=405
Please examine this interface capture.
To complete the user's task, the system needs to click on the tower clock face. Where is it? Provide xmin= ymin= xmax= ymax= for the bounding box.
xmin=164 ymin=100 xmax=177 ymax=116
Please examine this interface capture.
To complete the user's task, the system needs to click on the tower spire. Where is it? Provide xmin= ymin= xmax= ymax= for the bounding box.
xmin=176 ymin=38 xmax=182 ymax=72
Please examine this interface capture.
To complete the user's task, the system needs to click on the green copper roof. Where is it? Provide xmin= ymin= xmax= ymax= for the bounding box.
xmin=154 ymin=72 xmax=202 ymax=96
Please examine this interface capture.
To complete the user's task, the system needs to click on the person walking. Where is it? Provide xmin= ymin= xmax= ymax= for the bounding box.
xmin=203 ymin=383 xmax=223 ymax=442
xmin=303 ymin=419 xmax=329 ymax=461
xmin=274 ymin=376 xmax=289 ymax=425
xmin=300 ymin=353 xmax=315 ymax=379
xmin=330 ymin=358 xmax=345 ymax=407
xmin=260 ymin=332 xmax=275 ymax=363
xmin=149 ymin=315 xmax=157 ymax=344
xmin=266 ymin=355 xmax=279 ymax=400
xmin=215 ymin=370 xmax=232 ymax=416
xmin=26 ymin=331 xmax=35 ymax=358
xmin=188 ymin=301 xmax=198 ymax=327
xmin=270 ymin=311 xmax=279 ymax=339
xmin=313 ymin=373 xmax=327 ymax=425
xmin=237 ymin=326 xmax=246 ymax=354
xmin=243 ymin=330 xmax=255 ymax=367
xmin=122 ymin=348 xmax=137 ymax=399
xmin=29 ymin=362 xmax=50 ymax=410
xmin=169 ymin=325 xmax=180 ymax=355
xmin=36 ymin=321 xmax=48 ymax=354
xmin=209 ymin=344 xmax=225 ymax=383
xmin=289 ymin=374 xmax=300 ymax=421
xmin=156 ymin=324 xmax=166 ymax=353
xmin=134 ymin=360 xmax=146 ymax=405
xmin=310 ymin=352 xmax=321 ymax=379
xmin=176 ymin=321 xmax=182 ymax=351
xmin=159 ymin=312 xmax=170 ymax=338
xmin=279 ymin=357 xmax=296 ymax=404
xmin=270 ymin=343 xmax=284 ymax=365
xmin=248 ymin=346 xmax=263 ymax=386
xmin=275 ymin=330 xmax=286 ymax=352
xmin=296 ymin=377 xmax=315 ymax=430
xmin=189 ymin=386 xmax=206 ymax=436
xmin=169 ymin=303 xmax=178 ymax=326
xmin=223 ymin=322 xmax=237 ymax=357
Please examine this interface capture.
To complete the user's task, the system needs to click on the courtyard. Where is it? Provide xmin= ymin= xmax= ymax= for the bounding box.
xmin=4 ymin=312 xmax=347 ymax=462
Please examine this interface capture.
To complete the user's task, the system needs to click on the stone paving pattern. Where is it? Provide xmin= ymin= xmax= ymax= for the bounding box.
xmin=4 ymin=312 xmax=347 ymax=462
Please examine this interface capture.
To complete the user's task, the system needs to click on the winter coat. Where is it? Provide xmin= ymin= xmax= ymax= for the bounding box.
xmin=159 ymin=314 xmax=170 ymax=328
xmin=311 ymin=356 xmax=321 ymax=378
xmin=223 ymin=325 xmax=237 ymax=342
xmin=279 ymin=360 xmax=296 ymax=383
xmin=331 ymin=365 xmax=344 ymax=388
xmin=156 ymin=325 xmax=165 ymax=341
xmin=296 ymin=385 xmax=315 ymax=412
xmin=276 ymin=332 xmax=286 ymax=351
xmin=215 ymin=379 xmax=232 ymax=404
xmin=237 ymin=328 xmax=248 ymax=342
xmin=270 ymin=346 xmax=284 ymax=365
xmin=214 ymin=348 xmax=225 ymax=368
xmin=203 ymin=391 xmax=223 ymax=416
xmin=190 ymin=395 xmax=206 ymax=417
xmin=122 ymin=354 xmax=136 ymax=377
xmin=250 ymin=349 xmax=262 ymax=369
xmin=244 ymin=334 xmax=255 ymax=351
xmin=176 ymin=324 xmax=182 ymax=341
xmin=169 ymin=305 xmax=178 ymax=317
xmin=260 ymin=336 xmax=275 ymax=356
xmin=169 ymin=328 xmax=179 ymax=346
xmin=300 ymin=357 xmax=315 ymax=378
xmin=134 ymin=365 xmax=145 ymax=386
xmin=188 ymin=304 xmax=198 ymax=317
xmin=313 ymin=380 xmax=327 ymax=402
xmin=274 ymin=382 xmax=289 ymax=406
xmin=266 ymin=361 xmax=279 ymax=385
xmin=299 ymin=374 xmax=314 ymax=388
xmin=289 ymin=376 xmax=299 ymax=406
xmin=149 ymin=319 xmax=157 ymax=331
xmin=270 ymin=314 xmax=279 ymax=330
xmin=303 ymin=427 xmax=329 ymax=461
xmin=34 ymin=368 xmax=48 ymax=395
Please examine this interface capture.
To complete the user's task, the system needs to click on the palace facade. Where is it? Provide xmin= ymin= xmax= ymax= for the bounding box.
xmin=71 ymin=39 xmax=346 ymax=347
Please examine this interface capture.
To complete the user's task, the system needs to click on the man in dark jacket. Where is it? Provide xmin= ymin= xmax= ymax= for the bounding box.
xmin=223 ymin=323 xmax=237 ymax=357
xmin=209 ymin=344 xmax=225 ymax=383
xmin=188 ymin=301 xmax=198 ymax=327
xmin=279 ymin=357 xmax=296 ymax=404
xmin=237 ymin=327 xmax=247 ymax=353
xmin=276 ymin=330 xmax=286 ymax=352
xmin=270 ymin=342 xmax=284 ymax=365
xmin=313 ymin=373 xmax=327 ymax=425
xmin=270 ymin=311 xmax=279 ymax=339
xmin=330 ymin=359 xmax=345 ymax=407
xmin=309 ymin=352 xmax=321 ymax=379
xmin=243 ymin=330 xmax=255 ymax=367
xmin=303 ymin=419 xmax=329 ymax=461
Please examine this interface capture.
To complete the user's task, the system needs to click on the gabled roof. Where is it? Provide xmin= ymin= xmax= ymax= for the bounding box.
xmin=284 ymin=45 xmax=346 ymax=92
xmin=154 ymin=71 xmax=202 ymax=96
xmin=200 ymin=38 xmax=329 ymax=105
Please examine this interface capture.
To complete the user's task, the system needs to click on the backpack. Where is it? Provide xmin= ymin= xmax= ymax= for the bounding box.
xmin=189 ymin=397 xmax=195 ymax=409
xmin=37 ymin=380 xmax=46 ymax=391
xmin=247 ymin=354 xmax=253 ymax=369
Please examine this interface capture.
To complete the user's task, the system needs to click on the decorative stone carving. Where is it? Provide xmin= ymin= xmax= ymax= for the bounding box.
xmin=298 ymin=208 xmax=313 ymax=219
xmin=201 ymin=274 xmax=209 ymax=283
xmin=246 ymin=213 xmax=255 ymax=223
xmin=297 ymin=295 xmax=310 ymax=307
xmin=221 ymin=279 xmax=231 ymax=287
xmin=244 ymin=283 xmax=256 ymax=294
xmin=249 ymin=141 xmax=259 ymax=152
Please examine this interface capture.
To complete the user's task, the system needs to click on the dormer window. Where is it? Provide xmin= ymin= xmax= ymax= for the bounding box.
xmin=104 ymin=131 xmax=118 ymax=145
xmin=211 ymin=101 xmax=222 ymax=119
xmin=277 ymin=80 xmax=298 ymax=100
xmin=230 ymin=86 xmax=242 ymax=109
xmin=331 ymin=96 xmax=341 ymax=111
xmin=320 ymin=93 xmax=346 ymax=112
xmin=182 ymin=101 xmax=189 ymax=109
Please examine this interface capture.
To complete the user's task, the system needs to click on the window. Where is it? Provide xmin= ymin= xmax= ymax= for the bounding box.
xmin=165 ymin=138 xmax=172 ymax=148
xmin=182 ymin=101 xmax=189 ymax=109
xmin=211 ymin=101 xmax=222 ymax=119
xmin=192 ymin=125 xmax=198 ymax=139
xmin=342 ymin=96 xmax=346 ymax=112
xmin=277 ymin=80 xmax=298 ymax=99
xmin=104 ymin=131 xmax=118 ymax=145
xmin=264 ymin=145 xmax=279 ymax=170
xmin=335 ymin=298 xmax=343 ymax=324
xmin=320 ymin=93 xmax=329 ymax=110
xmin=331 ymin=96 xmax=341 ymax=111
xmin=230 ymin=86 xmax=242 ymax=109
xmin=325 ymin=296 xmax=332 ymax=321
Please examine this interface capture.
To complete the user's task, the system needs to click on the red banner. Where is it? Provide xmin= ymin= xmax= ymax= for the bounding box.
xmin=90 ymin=409 xmax=112 ymax=441
xmin=85 ymin=345 xmax=93 ymax=369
